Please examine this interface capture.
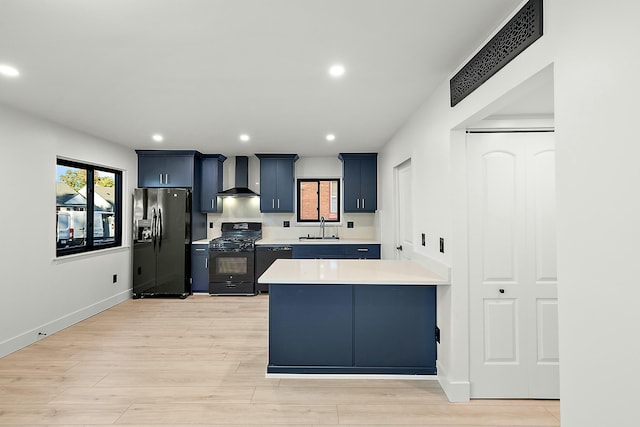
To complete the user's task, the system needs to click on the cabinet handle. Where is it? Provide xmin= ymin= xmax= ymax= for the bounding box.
xmin=277 ymin=199 xmax=280 ymax=209
xmin=211 ymin=199 xmax=214 ymax=209
xmin=272 ymin=199 xmax=275 ymax=209
xmin=362 ymin=198 xmax=365 ymax=209
xmin=165 ymin=173 xmax=169 ymax=184
xmin=205 ymin=258 xmax=208 ymax=269
xmin=159 ymin=173 xmax=163 ymax=184
xmin=357 ymin=199 xmax=360 ymax=209
xmin=357 ymin=248 xmax=369 ymax=252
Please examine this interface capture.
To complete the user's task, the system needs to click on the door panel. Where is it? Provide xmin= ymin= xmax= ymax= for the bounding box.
xmin=532 ymin=150 xmax=557 ymax=283
xmin=484 ymin=299 xmax=518 ymax=362
xmin=468 ymin=131 xmax=558 ymax=399
xmin=481 ymin=152 xmax=519 ymax=282
xmin=536 ymin=299 xmax=559 ymax=363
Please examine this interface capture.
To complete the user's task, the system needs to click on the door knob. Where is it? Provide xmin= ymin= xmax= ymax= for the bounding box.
xmin=396 ymin=245 xmax=403 ymax=251
xmin=499 ymin=288 xmax=505 ymax=294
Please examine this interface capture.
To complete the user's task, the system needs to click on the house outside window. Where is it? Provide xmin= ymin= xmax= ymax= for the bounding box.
xmin=56 ymin=159 xmax=122 ymax=256
xmin=297 ymin=179 xmax=340 ymax=223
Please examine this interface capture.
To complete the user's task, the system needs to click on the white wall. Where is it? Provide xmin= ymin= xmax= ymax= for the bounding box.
xmin=553 ymin=1 xmax=640 ymax=426
xmin=0 ymin=104 xmax=137 ymax=357
xmin=378 ymin=0 xmax=640 ymax=425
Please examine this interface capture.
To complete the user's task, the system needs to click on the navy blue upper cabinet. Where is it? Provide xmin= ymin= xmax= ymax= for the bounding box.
xmin=137 ymin=150 xmax=200 ymax=188
xmin=256 ymin=154 xmax=298 ymax=213
xmin=339 ymin=153 xmax=377 ymax=212
xmin=200 ymin=155 xmax=226 ymax=213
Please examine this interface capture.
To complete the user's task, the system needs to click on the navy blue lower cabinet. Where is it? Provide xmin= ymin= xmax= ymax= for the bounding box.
xmin=353 ymin=285 xmax=436 ymax=373
xmin=269 ymin=284 xmax=353 ymax=368
xmin=190 ymin=244 xmax=209 ymax=293
xmin=267 ymin=283 xmax=436 ymax=375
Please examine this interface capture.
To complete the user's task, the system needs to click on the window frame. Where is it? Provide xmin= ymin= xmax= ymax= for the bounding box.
xmin=56 ymin=158 xmax=123 ymax=257
xmin=296 ymin=178 xmax=341 ymax=223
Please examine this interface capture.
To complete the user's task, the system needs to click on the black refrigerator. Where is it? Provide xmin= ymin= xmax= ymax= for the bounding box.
xmin=132 ymin=188 xmax=191 ymax=298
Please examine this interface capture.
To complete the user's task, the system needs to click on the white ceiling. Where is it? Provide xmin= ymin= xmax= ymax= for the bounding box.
xmin=0 ymin=0 xmax=523 ymax=156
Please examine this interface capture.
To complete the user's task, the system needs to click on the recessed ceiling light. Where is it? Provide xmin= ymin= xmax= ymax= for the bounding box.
xmin=326 ymin=134 xmax=336 ymax=141
xmin=239 ymin=134 xmax=250 ymax=142
xmin=329 ymin=64 xmax=345 ymax=78
xmin=0 ymin=64 xmax=20 ymax=77
xmin=152 ymin=134 xmax=164 ymax=142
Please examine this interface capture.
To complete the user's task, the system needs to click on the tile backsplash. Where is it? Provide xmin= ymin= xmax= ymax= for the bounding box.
xmin=206 ymin=197 xmax=377 ymax=241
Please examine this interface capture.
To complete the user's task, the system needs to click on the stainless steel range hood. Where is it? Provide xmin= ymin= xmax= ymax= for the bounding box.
xmin=217 ymin=156 xmax=259 ymax=197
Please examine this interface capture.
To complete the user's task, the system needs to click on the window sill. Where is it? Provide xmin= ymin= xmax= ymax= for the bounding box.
xmin=52 ymin=245 xmax=130 ymax=264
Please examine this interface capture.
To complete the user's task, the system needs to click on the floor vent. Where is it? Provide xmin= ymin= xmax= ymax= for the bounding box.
xmin=449 ymin=0 xmax=543 ymax=107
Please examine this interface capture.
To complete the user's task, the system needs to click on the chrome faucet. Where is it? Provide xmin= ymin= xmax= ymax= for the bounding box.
xmin=320 ymin=216 xmax=325 ymax=239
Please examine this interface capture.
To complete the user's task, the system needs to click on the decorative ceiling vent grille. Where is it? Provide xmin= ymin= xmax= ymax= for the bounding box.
xmin=450 ymin=0 xmax=543 ymax=107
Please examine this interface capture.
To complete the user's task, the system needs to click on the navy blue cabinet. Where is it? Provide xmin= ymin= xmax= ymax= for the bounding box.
xmin=256 ymin=154 xmax=298 ymax=212
xmin=190 ymin=243 xmax=209 ymax=293
xmin=339 ymin=153 xmax=377 ymax=212
xmin=200 ymin=154 xmax=226 ymax=213
xmin=268 ymin=283 xmax=436 ymax=375
xmin=137 ymin=150 xmax=198 ymax=188
xmin=269 ymin=284 xmax=353 ymax=367
xmin=292 ymin=244 xmax=380 ymax=259
xmin=353 ymin=285 xmax=436 ymax=371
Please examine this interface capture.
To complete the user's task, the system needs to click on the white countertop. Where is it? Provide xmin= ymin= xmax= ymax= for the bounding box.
xmin=192 ymin=239 xmax=211 ymax=245
xmin=256 ymin=238 xmax=379 ymax=246
xmin=258 ymin=259 xmax=449 ymax=286
xmin=193 ymin=238 xmax=379 ymax=245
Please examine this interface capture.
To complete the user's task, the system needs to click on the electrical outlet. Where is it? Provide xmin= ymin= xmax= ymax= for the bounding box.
xmin=421 ymin=233 xmax=426 ymax=246
xmin=439 ymin=237 xmax=445 ymax=253
xmin=283 ymin=220 xmax=290 ymax=228
xmin=347 ymin=221 xmax=354 ymax=229
xmin=209 ymin=222 xmax=214 ymax=229
xmin=435 ymin=326 xmax=440 ymax=343
xmin=112 ymin=274 xmax=118 ymax=283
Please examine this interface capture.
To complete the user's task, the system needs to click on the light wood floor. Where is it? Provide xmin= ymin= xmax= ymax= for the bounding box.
xmin=0 ymin=295 xmax=560 ymax=426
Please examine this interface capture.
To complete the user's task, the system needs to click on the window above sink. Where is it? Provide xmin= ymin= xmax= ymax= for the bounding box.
xmin=296 ymin=178 xmax=340 ymax=223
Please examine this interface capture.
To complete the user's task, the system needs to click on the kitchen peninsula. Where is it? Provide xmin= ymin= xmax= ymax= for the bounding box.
xmin=259 ymin=259 xmax=449 ymax=375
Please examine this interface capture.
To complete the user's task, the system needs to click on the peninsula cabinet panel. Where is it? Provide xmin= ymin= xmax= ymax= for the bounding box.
xmin=269 ymin=284 xmax=353 ymax=367
xmin=339 ymin=153 xmax=377 ymax=212
xmin=268 ymin=282 xmax=437 ymax=375
xmin=354 ymin=285 xmax=436 ymax=371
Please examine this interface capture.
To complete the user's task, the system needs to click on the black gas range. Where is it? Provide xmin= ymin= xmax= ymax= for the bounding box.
xmin=208 ymin=222 xmax=261 ymax=295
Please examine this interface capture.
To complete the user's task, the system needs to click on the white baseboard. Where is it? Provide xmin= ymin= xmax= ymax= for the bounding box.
xmin=0 ymin=290 xmax=130 ymax=358
xmin=265 ymin=373 xmax=439 ymax=380
xmin=437 ymin=361 xmax=470 ymax=402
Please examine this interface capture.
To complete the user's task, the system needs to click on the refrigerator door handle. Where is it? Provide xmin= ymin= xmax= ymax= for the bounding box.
xmin=158 ymin=208 xmax=163 ymax=249
xmin=152 ymin=208 xmax=157 ymax=248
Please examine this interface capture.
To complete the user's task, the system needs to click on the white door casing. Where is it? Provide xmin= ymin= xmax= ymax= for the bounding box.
xmin=394 ymin=159 xmax=413 ymax=260
xmin=467 ymin=132 xmax=559 ymax=399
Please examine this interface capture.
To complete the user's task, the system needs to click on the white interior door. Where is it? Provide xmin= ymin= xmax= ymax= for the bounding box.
xmin=395 ymin=159 xmax=413 ymax=260
xmin=468 ymin=131 xmax=559 ymax=399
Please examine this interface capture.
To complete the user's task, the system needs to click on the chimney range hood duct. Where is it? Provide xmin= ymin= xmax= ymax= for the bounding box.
xmin=217 ymin=156 xmax=259 ymax=197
